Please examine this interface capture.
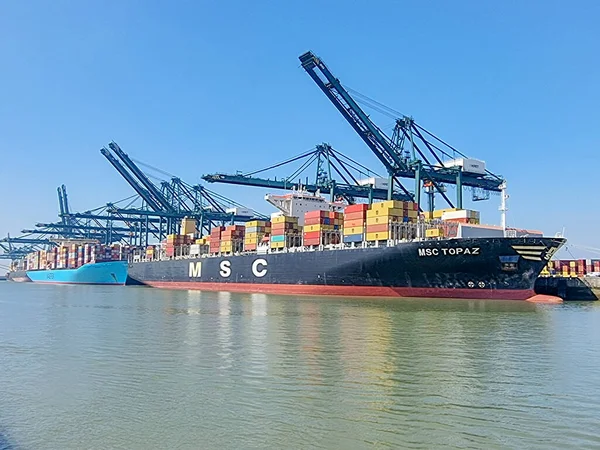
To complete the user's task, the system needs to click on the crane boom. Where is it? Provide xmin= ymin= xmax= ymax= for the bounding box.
xmin=108 ymin=142 xmax=175 ymax=212
xmin=57 ymin=187 xmax=66 ymax=219
xmin=299 ymin=51 xmax=411 ymax=177
xmin=100 ymin=148 xmax=164 ymax=211
xmin=202 ymin=173 xmax=412 ymax=201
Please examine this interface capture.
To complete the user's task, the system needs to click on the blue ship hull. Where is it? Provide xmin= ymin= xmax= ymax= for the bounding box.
xmin=25 ymin=261 xmax=128 ymax=285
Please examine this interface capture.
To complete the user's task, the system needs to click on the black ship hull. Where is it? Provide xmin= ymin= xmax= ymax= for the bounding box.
xmin=128 ymin=237 xmax=565 ymax=301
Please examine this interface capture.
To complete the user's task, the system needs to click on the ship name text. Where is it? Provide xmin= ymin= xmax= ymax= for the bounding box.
xmin=418 ymin=247 xmax=480 ymax=257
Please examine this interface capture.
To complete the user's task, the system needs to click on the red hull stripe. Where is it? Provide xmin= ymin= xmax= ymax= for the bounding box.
xmin=142 ymin=281 xmax=537 ymax=301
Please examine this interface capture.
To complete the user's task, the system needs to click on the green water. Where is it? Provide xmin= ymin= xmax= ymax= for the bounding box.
xmin=1 ymin=283 xmax=599 ymax=449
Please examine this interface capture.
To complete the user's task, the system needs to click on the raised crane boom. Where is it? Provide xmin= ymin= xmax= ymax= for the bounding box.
xmin=299 ymin=50 xmax=505 ymax=210
xmin=108 ymin=142 xmax=175 ymax=213
xmin=57 ymin=187 xmax=66 ymax=220
xmin=299 ymin=52 xmax=410 ymax=177
xmin=100 ymin=148 xmax=164 ymax=212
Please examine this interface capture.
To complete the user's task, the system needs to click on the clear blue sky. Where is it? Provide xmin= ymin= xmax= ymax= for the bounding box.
xmin=1 ymin=0 xmax=598 ymax=256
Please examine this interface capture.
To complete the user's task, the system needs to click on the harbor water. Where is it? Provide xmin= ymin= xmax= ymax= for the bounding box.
xmin=1 ymin=283 xmax=599 ymax=449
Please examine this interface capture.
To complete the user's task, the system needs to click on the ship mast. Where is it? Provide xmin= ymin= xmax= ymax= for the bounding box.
xmin=499 ymin=182 xmax=508 ymax=237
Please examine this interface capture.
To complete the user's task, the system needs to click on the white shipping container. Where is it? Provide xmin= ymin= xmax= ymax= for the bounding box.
xmin=357 ymin=177 xmax=390 ymax=190
xmin=226 ymin=207 xmax=253 ymax=217
xmin=442 ymin=209 xmax=480 ymax=220
xmin=442 ymin=158 xmax=486 ymax=175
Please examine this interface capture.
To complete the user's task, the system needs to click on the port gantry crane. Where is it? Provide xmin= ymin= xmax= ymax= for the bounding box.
xmin=202 ymin=143 xmax=413 ymax=204
xmin=0 ymin=185 xmax=133 ymax=260
xmin=100 ymin=141 xmax=266 ymax=237
xmin=298 ymin=51 xmax=506 ymax=212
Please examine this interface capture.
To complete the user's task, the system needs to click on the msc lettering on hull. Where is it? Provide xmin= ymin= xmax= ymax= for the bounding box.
xmin=188 ymin=259 xmax=269 ymax=279
xmin=418 ymin=247 xmax=480 ymax=257
xmin=189 ymin=262 xmax=202 ymax=278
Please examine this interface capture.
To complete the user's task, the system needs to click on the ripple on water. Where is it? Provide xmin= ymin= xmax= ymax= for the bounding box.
xmin=1 ymin=284 xmax=600 ymax=449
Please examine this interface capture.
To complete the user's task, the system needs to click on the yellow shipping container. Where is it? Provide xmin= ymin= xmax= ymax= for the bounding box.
xmin=407 ymin=210 xmax=418 ymax=218
xmin=272 ymin=216 xmax=298 ymax=224
xmin=246 ymin=220 xmax=270 ymax=227
xmin=181 ymin=218 xmax=196 ymax=235
xmin=367 ymin=208 xmax=403 ymax=218
xmin=366 ymin=215 xmax=402 ymax=225
xmin=371 ymin=200 xmax=405 ymax=210
xmin=366 ymin=231 xmax=390 ymax=241
xmin=425 ymin=228 xmax=444 ymax=238
xmin=244 ymin=238 xmax=258 ymax=244
xmin=304 ymin=224 xmax=334 ymax=232
xmin=245 ymin=232 xmax=259 ymax=239
xmin=433 ymin=208 xmax=459 ymax=219
xmin=343 ymin=226 xmax=364 ymax=235
xmin=270 ymin=242 xmax=285 ymax=249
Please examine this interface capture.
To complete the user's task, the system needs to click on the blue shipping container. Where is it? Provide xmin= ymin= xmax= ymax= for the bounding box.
xmin=343 ymin=234 xmax=363 ymax=243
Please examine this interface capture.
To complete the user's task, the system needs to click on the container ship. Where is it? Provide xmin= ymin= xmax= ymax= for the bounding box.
xmin=7 ymin=242 xmax=129 ymax=285
xmin=127 ymin=193 xmax=565 ymax=301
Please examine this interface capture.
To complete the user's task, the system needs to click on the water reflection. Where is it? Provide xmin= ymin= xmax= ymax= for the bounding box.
xmin=1 ymin=284 xmax=600 ymax=449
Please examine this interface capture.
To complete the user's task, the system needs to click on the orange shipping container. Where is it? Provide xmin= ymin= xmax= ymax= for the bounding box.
xmin=344 ymin=211 xmax=367 ymax=221
xmin=343 ymin=218 xmax=364 ymax=228
xmin=305 ymin=210 xmax=330 ymax=219
xmin=304 ymin=217 xmax=326 ymax=225
xmin=366 ymin=223 xmax=390 ymax=233
xmin=344 ymin=203 xmax=370 ymax=214
xmin=303 ymin=231 xmax=322 ymax=239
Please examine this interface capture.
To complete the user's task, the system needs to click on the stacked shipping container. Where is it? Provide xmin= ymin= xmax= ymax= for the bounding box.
xmin=302 ymin=210 xmax=343 ymax=246
xmin=342 ymin=204 xmax=369 ymax=243
xmin=166 ymin=234 xmax=184 ymax=258
xmin=23 ymin=243 xmax=129 ymax=271
xmin=543 ymin=259 xmax=600 ymax=277
xmin=221 ymin=225 xmax=245 ymax=254
xmin=210 ymin=226 xmax=226 ymax=254
xmin=244 ymin=220 xmax=271 ymax=251
xmin=271 ymin=216 xmax=301 ymax=249
xmin=365 ymin=200 xmax=418 ymax=241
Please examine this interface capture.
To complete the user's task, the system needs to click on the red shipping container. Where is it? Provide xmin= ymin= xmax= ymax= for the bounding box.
xmin=344 ymin=204 xmax=369 ymax=214
xmin=303 ymin=231 xmax=322 ymax=239
xmin=244 ymin=244 xmax=257 ymax=251
xmin=304 ymin=238 xmax=321 ymax=246
xmin=343 ymin=218 xmax=364 ymax=228
xmin=329 ymin=211 xmax=343 ymax=219
xmin=305 ymin=210 xmax=329 ymax=219
xmin=211 ymin=226 xmax=226 ymax=236
xmin=366 ymin=223 xmax=390 ymax=233
xmin=222 ymin=231 xmax=244 ymax=238
xmin=271 ymin=223 xmax=296 ymax=232
xmin=304 ymin=217 xmax=326 ymax=225
xmin=344 ymin=211 xmax=367 ymax=221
